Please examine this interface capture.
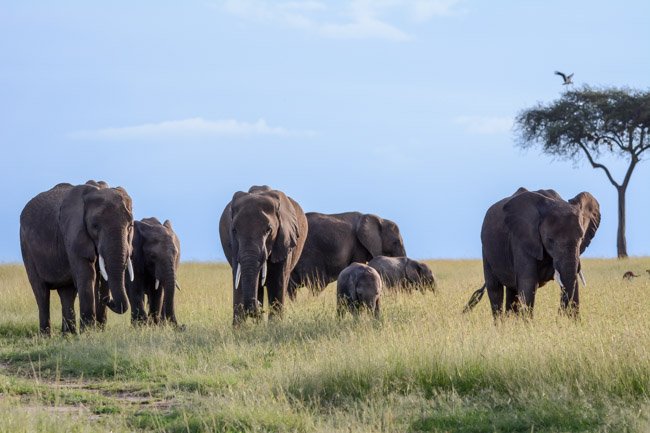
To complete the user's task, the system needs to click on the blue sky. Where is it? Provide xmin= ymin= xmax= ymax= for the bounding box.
xmin=1 ymin=0 xmax=649 ymax=262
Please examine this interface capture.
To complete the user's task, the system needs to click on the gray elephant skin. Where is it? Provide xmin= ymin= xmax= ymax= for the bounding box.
xmin=337 ymin=263 xmax=382 ymax=318
xmin=464 ymin=187 xmax=600 ymax=318
xmin=289 ymin=212 xmax=406 ymax=298
xmin=368 ymin=256 xmax=436 ymax=292
xmin=127 ymin=217 xmax=181 ymax=326
xmin=219 ymin=186 xmax=308 ymax=325
xmin=20 ymin=181 xmax=134 ymax=334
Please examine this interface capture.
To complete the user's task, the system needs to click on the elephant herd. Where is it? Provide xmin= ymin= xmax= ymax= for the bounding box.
xmin=19 ymin=181 xmax=600 ymax=335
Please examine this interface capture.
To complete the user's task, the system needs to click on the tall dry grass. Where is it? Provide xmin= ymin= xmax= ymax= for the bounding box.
xmin=0 ymin=258 xmax=649 ymax=432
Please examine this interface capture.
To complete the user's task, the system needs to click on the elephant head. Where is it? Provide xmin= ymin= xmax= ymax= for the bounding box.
xmin=135 ymin=218 xmax=180 ymax=320
xmin=503 ymin=190 xmax=600 ymax=313
xmin=228 ymin=187 xmax=299 ymax=318
xmin=351 ymin=266 xmax=382 ymax=318
xmin=405 ymin=260 xmax=436 ymax=291
xmin=356 ymin=214 xmax=406 ymax=258
xmin=60 ymin=184 xmax=134 ymax=314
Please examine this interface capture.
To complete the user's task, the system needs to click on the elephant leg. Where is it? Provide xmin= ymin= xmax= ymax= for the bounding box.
xmin=57 ymin=285 xmax=77 ymax=334
xmin=287 ymin=277 xmax=298 ymax=301
xmin=71 ymin=261 xmax=97 ymax=332
xmin=266 ymin=265 xmax=288 ymax=321
xmin=32 ymin=281 xmax=52 ymax=336
xmin=516 ymin=277 xmax=538 ymax=318
xmin=148 ymin=288 xmax=163 ymax=325
xmin=505 ymin=286 xmax=519 ymax=314
xmin=336 ymin=296 xmax=348 ymax=318
xmin=374 ymin=298 xmax=381 ymax=319
xmin=128 ymin=283 xmax=147 ymax=325
xmin=95 ymin=279 xmax=109 ymax=329
xmin=161 ymin=285 xmax=178 ymax=326
xmin=485 ymin=275 xmax=504 ymax=319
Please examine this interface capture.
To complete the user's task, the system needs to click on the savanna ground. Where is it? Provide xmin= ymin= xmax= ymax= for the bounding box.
xmin=1 ymin=259 xmax=650 ymax=433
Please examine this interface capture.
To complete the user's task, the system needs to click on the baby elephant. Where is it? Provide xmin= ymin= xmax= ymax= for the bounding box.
xmin=337 ymin=263 xmax=382 ymax=318
xmin=127 ymin=217 xmax=181 ymax=326
xmin=368 ymin=256 xmax=436 ymax=292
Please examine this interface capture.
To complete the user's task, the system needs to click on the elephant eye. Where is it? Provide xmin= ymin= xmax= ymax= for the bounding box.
xmin=266 ymin=225 xmax=272 ymax=234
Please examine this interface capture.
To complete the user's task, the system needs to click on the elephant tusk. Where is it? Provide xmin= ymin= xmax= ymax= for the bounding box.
xmin=578 ymin=270 xmax=587 ymax=287
xmin=175 ymin=281 xmax=182 ymax=291
xmin=155 ymin=279 xmax=160 ymax=291
xmin=261 ymin=261 xmax=267 ymax=287
xmin=554 ymin=270 xmax=565 ymax=289
xmin=235 ymin=263 xmax=241 ymax=290
xmin=99 ymin=255 xmax=109 ymax=281
xmin=127 ymin=258 xmax=134 ymax=282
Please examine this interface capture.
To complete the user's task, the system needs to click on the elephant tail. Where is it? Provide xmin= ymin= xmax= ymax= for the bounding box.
xmin=463 ymin=284 xmax=486 ymax=313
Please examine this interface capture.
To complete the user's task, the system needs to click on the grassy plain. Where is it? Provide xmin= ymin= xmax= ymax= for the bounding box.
xmin=0 ymin=258 xmax=649 ymax=432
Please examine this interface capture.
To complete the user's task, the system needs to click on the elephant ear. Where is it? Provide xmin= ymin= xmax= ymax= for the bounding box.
xmin=229 ymin=191 xmax=248 ymax=218
xmin=248 ymin=185 xmax=272 ymax=193
xmin=503 ymin=191 xmax=551 ymax=261
xmin=569 ymin=192 xmax=601 ymax=254
xmin=405 ymin=260 xmax=420 ymax=283
xmin=269 ymin=191 xmax=299 ymax=263
xmin=356 ymin=214 xmax=383 ymax=257
xmin=131 ymin=220 xmax=146 ymax=271
xmin=59 ymin=184 xmax=99 ymax=260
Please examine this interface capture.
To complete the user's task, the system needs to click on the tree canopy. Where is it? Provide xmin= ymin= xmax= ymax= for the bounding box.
xmin=515 ymin=86 xmax=650 ymax=257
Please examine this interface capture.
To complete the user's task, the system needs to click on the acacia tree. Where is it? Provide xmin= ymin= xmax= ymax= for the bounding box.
xmin=516 ymin=86 xmax=650 ymax=258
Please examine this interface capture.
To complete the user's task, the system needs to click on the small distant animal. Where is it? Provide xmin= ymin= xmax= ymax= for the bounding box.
xmin=554 ymin=71 xmax=574 ymax=85
xmin=646 ymin=269 xmax=650 ymax=276
xmin=623 ymin=271 xmax=640 ymax=280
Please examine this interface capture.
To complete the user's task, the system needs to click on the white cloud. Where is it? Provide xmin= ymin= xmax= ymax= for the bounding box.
xmin=68 ymin=117 xmax=314 ymax=140
xmin=454 ymin=116 xmax=513 ymax=135
xmin=219 ymin=0 xmax=461 ymax=41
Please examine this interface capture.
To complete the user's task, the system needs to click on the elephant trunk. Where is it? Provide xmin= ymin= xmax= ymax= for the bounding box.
xmin=102 ymin=239 xmax=130 ymax=314
xmin=237 ymin=253 xmax=263 ymax=316
xmin=555 ymin=258 xmax=579 ymax=315
xmin=160 ymin=267 xmax=177 ymax=324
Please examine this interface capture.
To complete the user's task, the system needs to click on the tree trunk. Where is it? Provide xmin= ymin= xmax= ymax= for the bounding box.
xmin=617 ymin=186 xmax=628 ymax=258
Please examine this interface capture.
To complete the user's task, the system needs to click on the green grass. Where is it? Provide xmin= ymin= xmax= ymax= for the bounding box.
xmin=1 ymin=259 xmax=649 ymax=432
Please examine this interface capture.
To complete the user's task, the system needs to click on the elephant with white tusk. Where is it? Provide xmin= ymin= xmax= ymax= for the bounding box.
xmin=463 ymin=188 xmax=600 ymax=319
xmin=20 ymin=180 xmax=134 ymax=335
xmin=219 ymin=185 xmax=308 ymax=325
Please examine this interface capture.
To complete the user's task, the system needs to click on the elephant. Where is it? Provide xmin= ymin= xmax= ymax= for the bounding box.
xmin=336 ymin=263 xmax=382 ymax=318
xmin=288 ymin=212 xmax=406 ymax=298
xmin=19 ymin=181 xmax=134 ymax=335
xmin=127 ymin=217 xmax=181 ymax=326
xmin=464 ymin=187 xmax=600 ymax=318
xmin=219 ymin=185 xmax=308 ymax=325
xmin=367 ymin=256 xmax=436 ymax=292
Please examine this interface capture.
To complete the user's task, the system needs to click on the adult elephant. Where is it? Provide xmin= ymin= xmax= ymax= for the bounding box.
xmin=127 ymin=217 xmax=181 ymax=326
xmin=219 ymin=186 xmax=308 ymax=325
xmin=288 ymin=212 xmax=406 ymax=298
xmin=464 ymin=187 xmax=600 ymax=318
xmin=20 ymin=181 xmax=134 ymax=335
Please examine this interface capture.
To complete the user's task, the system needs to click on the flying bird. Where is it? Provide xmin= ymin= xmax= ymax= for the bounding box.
xmin=554 ymin=71 xmax=574 ymax=85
